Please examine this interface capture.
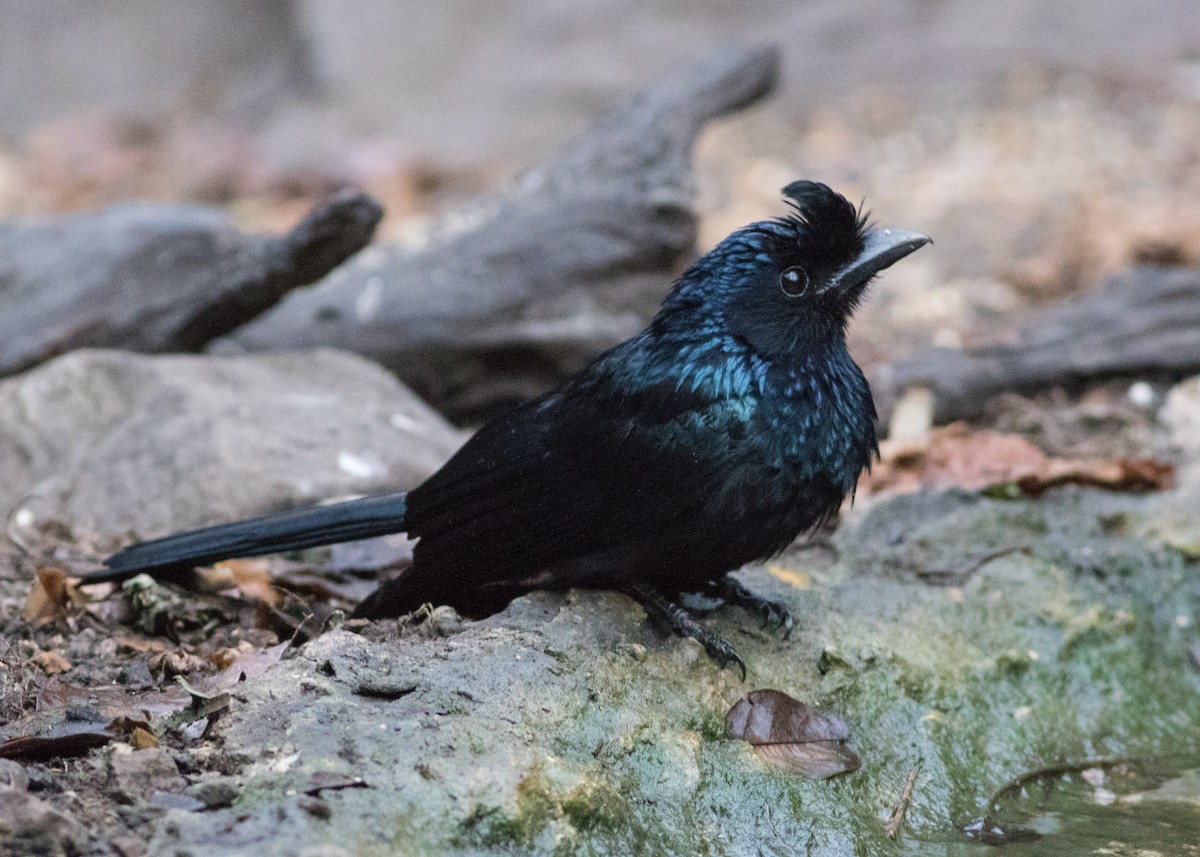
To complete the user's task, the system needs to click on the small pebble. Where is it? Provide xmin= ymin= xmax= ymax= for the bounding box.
xmin=185 ymin=778 xmax=240 ymax=810
xmin=0 ymin=759 xmax=30 ymax=791
xmin=1128 ymin=381 xmax=1156 ymax=408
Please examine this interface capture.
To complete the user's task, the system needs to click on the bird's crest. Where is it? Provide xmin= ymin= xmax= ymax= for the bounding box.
xmin=773 ymin=181 xmax=870 ymax=269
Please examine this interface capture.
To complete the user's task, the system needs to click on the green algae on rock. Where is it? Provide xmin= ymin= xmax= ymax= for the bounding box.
xmin=142 ymin=486 xmax=1200 ymax=856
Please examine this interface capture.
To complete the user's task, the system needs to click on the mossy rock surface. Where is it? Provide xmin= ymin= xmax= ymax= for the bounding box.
xmin=149 ymin=487 xmax=1200 ymax=856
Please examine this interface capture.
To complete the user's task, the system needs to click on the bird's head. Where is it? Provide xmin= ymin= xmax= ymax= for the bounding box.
xmin=665 ymin=181 xmax=930 ymax=358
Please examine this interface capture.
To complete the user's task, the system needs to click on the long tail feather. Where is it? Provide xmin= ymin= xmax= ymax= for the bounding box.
xmin=88 ymin=492 xmax=408 ymax=583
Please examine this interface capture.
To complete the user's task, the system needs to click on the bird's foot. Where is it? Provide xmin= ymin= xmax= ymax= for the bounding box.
xmin=711 ymin=576 xmax=794 ymax=639
xmin=625 ymin=583 xmax=746 ymax=680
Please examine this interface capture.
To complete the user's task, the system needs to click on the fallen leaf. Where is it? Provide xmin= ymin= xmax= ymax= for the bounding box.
xmin=0 ymin=682 xmax=130 ymax=760
xmin=726 ymin=689 xmax=860 ymax=779
xmin=22 ymin=568 xmax=80 ymax=625
xmin=34 ymin=676 xmax=185 ymax=719
xmin=105 ymin=717 xmax=160 ymax=750
xmin=865 ymin=423 xmax=1047 ymax=496
xmin=148 ymin=649 xmax=210 ymax=678
xmin=113 ymin=635 xmax=168 ymax=654
xmin=0 ymin=731 xmax=113 ymax=761
xmin=270 ymin=568 xmax=378 ymax=604
xmin=209 ymin=559 xmax=281 ymax=606
xmin=131 ymin=727 xmax=160 ymax=750
xmin=1012 ymin=457 xmax=1173 ymax=497
xmin=108 ymin=716 xmax=156 ymax=741
xmin=2 ymin=678 xmax=200 ymax=762
xmin=863 ymin=422 xmax=1173 ymax=498
xmin=30 ymin=650 xmax=71 ymax=675
xmin=0 ymin=639 xmax=287 ymax=762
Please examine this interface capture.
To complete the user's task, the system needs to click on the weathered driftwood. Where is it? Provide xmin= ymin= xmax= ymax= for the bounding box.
xmin=873 ymin=266 xmax=1200 ymax=423
xmin=0 ymin=191 xmax=382 ymax=376
xmin=215 ymin=46 xmax=780 ymax=417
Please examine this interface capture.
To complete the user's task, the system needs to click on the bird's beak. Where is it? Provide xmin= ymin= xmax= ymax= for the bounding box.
xmin=824 ymin=228 xmax=931 ymax=296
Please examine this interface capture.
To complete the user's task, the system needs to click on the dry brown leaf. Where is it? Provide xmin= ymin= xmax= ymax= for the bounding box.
xmin=113 ymin=635 xmax=169 ymax=655
xmin=0 ymin=639 xmax=287 ymax=762
xmin=22 ymin=567 xmax=79 ymax=625
xmin=0 ymin=683 xmax=153 ymax=760
xmin=269 ymin=568 xmax=378 ymax=605
xmin=106 ymin=715 xmax=159 ymax=752
xmin=726 ymin=689 xmax=860 ymax=779
xmin=30 ymin=650 xmax=71 ymax=675
xmin=208 ymin=559 xmax=281 ymax=606
xmin=130 ymin=727 xmax=160 ymax=750
xmin=148 ymin=649 xmax=210 ymax=679
xmin=107 ymin=715 xmax=153 ymax=734
xmin=0 ymin=730 xmax=112 ymax=761
xmin=207 ymin=642 xmax=253 ymax=671
xmin=865 ymin=423 xmax=1047 ymax=496
xmin=863 ymin=423 xmax=1173 ymax=499
xmin=1013 ymin=457 xmax=1173 ymax=497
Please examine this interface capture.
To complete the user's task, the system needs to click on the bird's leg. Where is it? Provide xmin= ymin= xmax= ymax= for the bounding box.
xmin=709 ymin=575 xmax=793 ymax=639
xmin=625 ymin=582 xmax=746 ymax=680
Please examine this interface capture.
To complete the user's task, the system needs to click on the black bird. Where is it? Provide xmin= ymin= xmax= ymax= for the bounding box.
xmin=89 ymin=182 xmax=929 ymax=676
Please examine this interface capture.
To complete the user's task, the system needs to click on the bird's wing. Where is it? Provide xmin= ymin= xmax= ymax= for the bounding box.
xmin=404 ymin=361 xmax=756 ymax=595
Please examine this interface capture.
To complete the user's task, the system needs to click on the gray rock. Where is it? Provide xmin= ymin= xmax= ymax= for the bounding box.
xmin=110 ymin=746 xmax=187 ymax=803
xmin=0 ymin=759 xmax=28 ymax=792
xmin=139 ymin=487 xmax=1200 ymax=855
xmin=184 ymin=778 xmax=241 ymax=810
xmin=0 ymin=349 xmax=462 ymax=537
xmin=0 ymin=192 xmax=382 ymax=377
xmin=0 ymin=789 xmax=89 ymax=857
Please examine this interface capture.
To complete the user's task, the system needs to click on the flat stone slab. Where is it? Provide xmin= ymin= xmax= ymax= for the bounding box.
xmin=0 ymin=348 xmax=462 ymax=537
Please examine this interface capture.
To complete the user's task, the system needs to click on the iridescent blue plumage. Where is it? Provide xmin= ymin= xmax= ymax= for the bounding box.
xmin=392 ymin=183 xmax=920 ymax=627
xmin=97 ymin=181 xmax=929 ymax=673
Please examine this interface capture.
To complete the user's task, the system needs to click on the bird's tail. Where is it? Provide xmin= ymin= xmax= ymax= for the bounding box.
xmin=88 ymin=492 xmax=408 ymax=584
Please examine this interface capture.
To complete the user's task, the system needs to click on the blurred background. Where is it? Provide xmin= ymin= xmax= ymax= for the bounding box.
xmin=3 ymin=0 xmax=1200 ymax=399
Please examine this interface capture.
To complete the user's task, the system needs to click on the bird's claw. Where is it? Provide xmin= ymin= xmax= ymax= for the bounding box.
xmin=625 ymin=583 xmax=748 ymax=679
xmin=714 ymin=577 xmax=794 ymax=641
xmin=758 ymin=600 xmax=794 ymax=640
xmin=703 ymin=637 xmax=747 ymax=682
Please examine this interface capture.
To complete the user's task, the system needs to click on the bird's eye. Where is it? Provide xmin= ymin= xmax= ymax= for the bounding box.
xmin=779 ymin=266 xmax=809 ymax=297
